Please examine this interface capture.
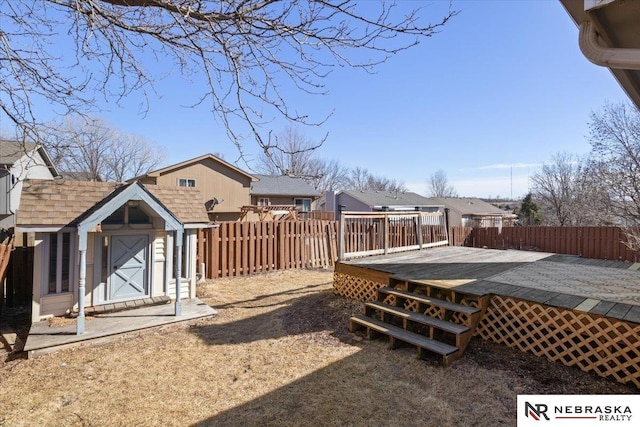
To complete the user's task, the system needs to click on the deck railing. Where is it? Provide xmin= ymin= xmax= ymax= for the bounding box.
xmin=338 ymin=211 xmax=448 ymax=261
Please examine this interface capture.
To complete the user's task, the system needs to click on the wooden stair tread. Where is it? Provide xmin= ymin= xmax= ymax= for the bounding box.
xmin=350 ymin=314 xmax=458 ymax=356
xmin=378 ymin=287 xmax=480 ymax=315
xmin=365 ymin=301 xmax=470 ymax=335
xmin=389 ymin=276 xmax=490 ymax=297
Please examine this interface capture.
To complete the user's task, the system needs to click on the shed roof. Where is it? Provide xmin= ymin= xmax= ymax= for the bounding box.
xmin=17 ymin=179 xmax=209 ymax=227
xmin=424 ymin=197 xmax=509 ymax=216
xmin=251 ymin=174 xmax=320 ymax=197
xmin=340 ymin=190 xmax=434 ymax=208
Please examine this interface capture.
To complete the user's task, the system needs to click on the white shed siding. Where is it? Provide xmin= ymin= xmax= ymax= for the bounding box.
xmin=38 ymin=293 xmax=74 ymax=319
xmin=152 ymin=232 xmax=166 ymax=297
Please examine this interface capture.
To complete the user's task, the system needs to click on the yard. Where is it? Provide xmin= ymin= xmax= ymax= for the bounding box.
xmin=0 ymin=268 xmax=635 ymax=426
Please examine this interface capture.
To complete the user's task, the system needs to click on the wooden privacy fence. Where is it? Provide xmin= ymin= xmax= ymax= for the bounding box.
xmin=0 ymin=235 xmax=16 ymax=313
xmin=198 ymin=220 xmax=338 ymax=279
xmin=467 ymin=226 xmax=640 ymax=263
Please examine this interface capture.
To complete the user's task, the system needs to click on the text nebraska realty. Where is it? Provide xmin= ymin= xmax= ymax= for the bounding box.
xmin=526 ymin=402 xmax=632 ymax=422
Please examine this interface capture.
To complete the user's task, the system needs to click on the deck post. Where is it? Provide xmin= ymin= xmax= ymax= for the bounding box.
xmin=338 ymin=206 xmax=345 ymax=261
xmin=444 ymin=208 xmax=451 ymax=246
xmin=384 ymin=213 xmax=390 ymax=255
xmin=416 ymin=208 xmax=423 ymax=249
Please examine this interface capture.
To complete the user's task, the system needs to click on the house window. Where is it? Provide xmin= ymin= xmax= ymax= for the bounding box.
xmin=294 ymin=198 xmax=311 ymax=212
xmin=46 ymin=232 xmax=72 ymax=294
xmin=178 ymin=178 xmax=196 ymax=187
xmin=258 ymin=198 xmax=270 ymax=206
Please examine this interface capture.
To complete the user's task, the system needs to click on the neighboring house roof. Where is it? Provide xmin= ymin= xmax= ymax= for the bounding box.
xmin=425 ymin=197 xmax=512 ymax=216
xmin=560 ymin=0 xmax=640 ymax=110
xmin=251 ymin=175 xmax=320 ymax=197
xmin=0 ymin=140 xmax=37 ymax=165
xmin=132 ymin=153 xmax=257 ymax=182
xmin=59 ymin=171 xmax=101 ymax=181
xmin=0 ymin=140 xmax=59 ymax=177
xmin=17 ymin=179 xmax=209 ymax=226
xmin=340 ymin=190 xmax=435 ymax=209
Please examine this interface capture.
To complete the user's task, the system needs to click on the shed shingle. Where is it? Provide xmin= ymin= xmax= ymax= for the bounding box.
xmin=17 ymin=180 xmax=209 ymax=227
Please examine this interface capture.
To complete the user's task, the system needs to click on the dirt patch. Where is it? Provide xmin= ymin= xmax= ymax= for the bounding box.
xmin=0 ymin=268 xmax=635 ymax=426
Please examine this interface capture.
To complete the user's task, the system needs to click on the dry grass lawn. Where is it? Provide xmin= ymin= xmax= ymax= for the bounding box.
xmin=0 ymin=268 xmax=635 ymax=426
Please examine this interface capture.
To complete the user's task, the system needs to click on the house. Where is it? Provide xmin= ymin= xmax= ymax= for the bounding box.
xmin=335 ymin=190 xmax=438 ymax=217
xmin=132 ymin=154 xmax=258 ymax=222
xmin=0 ymin=140 xmax=59 ymax=229
xmin=424 ymin=197 xmax=517 ymax=228
xmin=561 ymin=0 xmax=640 ymax=110
xmin=15 ymin=179 xmax=209 ymax=334
xmin=247 ymin=174 xmax=321 ymax=220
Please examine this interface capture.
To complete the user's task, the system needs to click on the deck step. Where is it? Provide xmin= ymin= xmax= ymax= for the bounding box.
xmin=378 ymin=287 xmax=479 ymax=315
xmin=349 ymin=314 xmax=458 ymax=357
xmin=365 ymin=301 xmax=470 ymax=335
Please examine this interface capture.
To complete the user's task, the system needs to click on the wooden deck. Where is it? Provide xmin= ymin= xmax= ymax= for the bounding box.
xmin=336 ymin=246 xmax=640 ymax=387
xmin=337 ymin=246 xmax=640 ymax=323
xmin=22 ymin=298 xmax=216 ymax=358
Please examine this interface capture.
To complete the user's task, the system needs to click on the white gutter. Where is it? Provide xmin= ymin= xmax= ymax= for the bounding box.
xmin=579 ymin=20 xmax=640 ymax=70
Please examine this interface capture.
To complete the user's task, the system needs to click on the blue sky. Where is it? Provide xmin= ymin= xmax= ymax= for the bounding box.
xmin=15 ymin=1 xmax=632 ymax=199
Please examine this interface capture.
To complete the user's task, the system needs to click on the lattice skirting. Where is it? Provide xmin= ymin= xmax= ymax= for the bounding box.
xmin=476 ymin=295 xmax=640 ymax=388
xmin=333 ymin=272 xmax=383 ymax=301
xmin=335 ymin=272 xmax=640 ymax=388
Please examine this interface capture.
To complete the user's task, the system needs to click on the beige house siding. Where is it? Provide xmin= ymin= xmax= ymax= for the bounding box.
xmin=146 ymin=158 xmax=253 ymax=221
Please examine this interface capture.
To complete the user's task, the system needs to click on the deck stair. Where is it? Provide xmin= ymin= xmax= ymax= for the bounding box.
xmin=349 ymin=279 xmax=490 ymax=367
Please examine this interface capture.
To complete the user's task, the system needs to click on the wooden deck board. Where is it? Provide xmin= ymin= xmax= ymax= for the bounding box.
xmin=624 ymin=306 xmax=640 ymax=323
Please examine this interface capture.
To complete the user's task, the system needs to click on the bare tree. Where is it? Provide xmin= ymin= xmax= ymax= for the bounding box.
xmin=530 ymin=152 xmax=610 ymax=226
xmin=588 ymin=102 xmax=640 ymax=248
xmin=44 ymin=117 xmax=114 ymax=181
xmin=345 ymin=167 xmax=406 ymax=193
xmin=256 ymin=126 xmax=322 ymax=177
xmin=2 ymin=1 xmax=456 ymax=162
xmin=346 ymin=167 xmax=371 ymax=192
xmin=108 ymin=133 xmax=166 ymax=182
xmin=43 ymin=116 xmax=165 ymax=182
xmin=427 ymin=169 xmax=457 ymax=197
xmin=308 ymin=158 xmax=350 ymax=194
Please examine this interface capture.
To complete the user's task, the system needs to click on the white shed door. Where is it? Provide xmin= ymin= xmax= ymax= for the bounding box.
xmin=109 ymin=235 xmax=148 ymax=301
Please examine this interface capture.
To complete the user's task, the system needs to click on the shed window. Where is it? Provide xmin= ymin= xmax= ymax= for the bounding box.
xmin=103 ymin=204 xmax=150 ymax=225
xmin=178 ymin=178 xmax=196 ymax=187
xmin=258 ymin=198 xmax=270 ymax=206
xmin=46 ymin=232 xmax=72 ymax=294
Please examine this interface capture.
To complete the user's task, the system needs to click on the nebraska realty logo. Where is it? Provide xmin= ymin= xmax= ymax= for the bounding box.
xmin=517 ymin=395 xmax=638 ymax=426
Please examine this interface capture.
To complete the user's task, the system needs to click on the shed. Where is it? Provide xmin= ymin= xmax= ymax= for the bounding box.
xmin=16 ymin=179 xmax=209 ymax=334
